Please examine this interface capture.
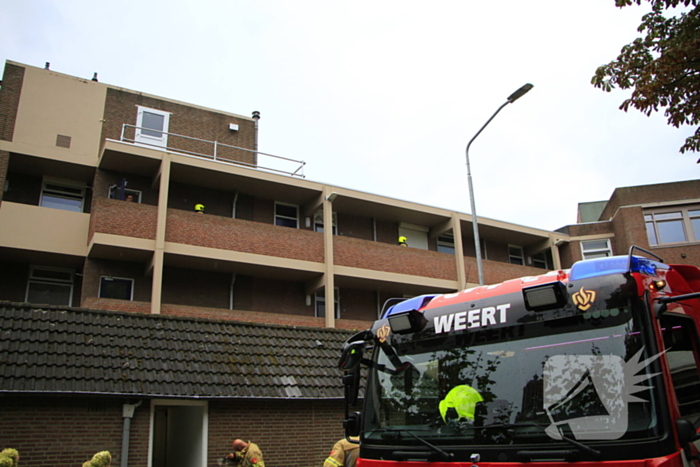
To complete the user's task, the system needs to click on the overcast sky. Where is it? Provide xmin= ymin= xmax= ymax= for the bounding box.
xmin=2 ymin=0 xmax=697 ymax=231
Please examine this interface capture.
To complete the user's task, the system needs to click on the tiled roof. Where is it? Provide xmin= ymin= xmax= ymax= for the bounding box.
xmin=0 ymin=302 xmax=356 ymax=399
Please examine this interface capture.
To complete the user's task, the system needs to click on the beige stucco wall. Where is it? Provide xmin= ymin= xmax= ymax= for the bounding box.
xmin=11 ymin=62 xmax=106 ymax=164
xmin=0 ymin=202 xmax=89 ymax=255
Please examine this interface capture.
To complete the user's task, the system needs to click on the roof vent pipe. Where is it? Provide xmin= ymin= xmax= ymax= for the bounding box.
xmin=252 ymin=111 xmax=260 ymax=164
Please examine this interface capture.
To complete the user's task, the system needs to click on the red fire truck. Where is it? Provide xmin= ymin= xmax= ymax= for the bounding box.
xmin=339 ymin=247 xmax=700 ymax=465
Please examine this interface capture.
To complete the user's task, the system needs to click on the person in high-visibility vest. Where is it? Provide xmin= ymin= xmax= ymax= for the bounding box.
xmin=323 ymin=437 xmax=359 ymax=467
xmin=195 ymin=203 xmax=205 ymax=214
xmin=439 ymin=384 xmax=483 ymax=424
xmin=227 ymin=439 xmax=264 ymax=467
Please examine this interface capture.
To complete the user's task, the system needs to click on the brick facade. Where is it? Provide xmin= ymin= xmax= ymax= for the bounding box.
xmin=335 ymin=235 xmax=458 ymax=280
xmin=101 ymin=88 xmax=256 ymax=166
xmin=0 ymin=63 xmax=23 ymax=141
xmin=0 ymin=396 xmax=346 ymax=467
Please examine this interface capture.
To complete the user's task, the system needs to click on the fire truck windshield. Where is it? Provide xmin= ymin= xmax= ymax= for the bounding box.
xmin=363 ymin=302 xmax=662 ymax=447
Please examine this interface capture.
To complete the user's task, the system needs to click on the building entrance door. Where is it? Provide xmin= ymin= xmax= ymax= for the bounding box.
xmin=151 ymin=401 xmax=208 ymax=467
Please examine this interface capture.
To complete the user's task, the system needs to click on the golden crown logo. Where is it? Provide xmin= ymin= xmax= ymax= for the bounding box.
xmin=573 ymin=287 xmax=596 ymax=311
xmin=377 ymin=324 xmax=391 ymax=343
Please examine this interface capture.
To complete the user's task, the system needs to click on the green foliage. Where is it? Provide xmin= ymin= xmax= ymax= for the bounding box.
xmin=83 ymin=451 xmax=112 ymax=467
xmin=0 ymin=448 xmax=19 ymax=467
xmin=592 ymin=0 xmax=700 ymax=154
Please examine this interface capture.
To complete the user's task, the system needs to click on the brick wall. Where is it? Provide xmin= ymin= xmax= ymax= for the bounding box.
xmin=0 ymin=396 xmax=133 ymax=467
xmin=338 ymin=212 xmax=374 ymax=240
xmin=90 ymin=198 xmax=158 ymax=241
xmin=208 ymin=399 xmax=347 ymax=467
xmin=82 ymin=258 xmax=154 ymax=305
xmin=166 ymin=209 xmax=324 ymax=263
xmin=0 ymin=63 xmax=24 ymax=141
xmin=477 ymin=258 xmax=548 ymax=286
xmin=335 ymin=235 xmax=457 ymax=280
xmin=0 ymin=396 xmax=343 ymax=467
xmin=601 ymin=180 xmax=700 ymax=220
xmin=565 ymin=221 xmax=614 ymax=238
xmin=101 ymin=88 xmax=257 ymax=166
xmin=161 ymin=303 xmax=372 ymax=330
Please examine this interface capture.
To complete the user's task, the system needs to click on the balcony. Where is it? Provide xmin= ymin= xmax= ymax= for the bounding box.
xmin=100 ymin=125 xmax=306 ymax=178
xmin=0 ymin=202 xmax=89 ymax=256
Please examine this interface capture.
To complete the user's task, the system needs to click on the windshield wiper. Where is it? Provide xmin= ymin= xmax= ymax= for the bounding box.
xmin=479 ymin=422 xmax=601 ymax=460
xmin=376 ymin=429 xmax=453 ymax=461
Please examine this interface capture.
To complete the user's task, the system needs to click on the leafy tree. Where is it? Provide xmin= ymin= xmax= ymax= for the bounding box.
xmin=591 ymin=0 xmax=700 ymax=156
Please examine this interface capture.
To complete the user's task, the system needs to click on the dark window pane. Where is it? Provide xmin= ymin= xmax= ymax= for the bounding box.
xmin=275 ymin=217 xmax=298 ymax=228
xmin=99 ymin=278 xmax=133 ymax=300
xmin=27 ymin=282 xmax=71 ymax=306
xmin=275 ymin=204 xmax=297 ymax=218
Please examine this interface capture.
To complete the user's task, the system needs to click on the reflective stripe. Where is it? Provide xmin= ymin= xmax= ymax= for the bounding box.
xmin=326 ymin=457 xmax=342 ymax=467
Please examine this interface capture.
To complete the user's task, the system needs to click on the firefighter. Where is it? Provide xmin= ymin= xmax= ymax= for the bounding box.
xmin=227 ymin=439 xmax=265 ymax=467
xmin=194 ymin=203 xmax=205 ymax=214
xmin=397 ymin=236 xmax=408 ymax=247
xmin=324 ymin=437 xmax=359 ymax=467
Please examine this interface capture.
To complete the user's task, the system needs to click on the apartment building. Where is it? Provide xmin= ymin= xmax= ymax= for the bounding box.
xmin=557 ymin=180 xmax=700 ymax=268
xmin=0 ymin=59 xmax=698 ymax=466
xmin=0 ymin=60 xmax=562 ymax=330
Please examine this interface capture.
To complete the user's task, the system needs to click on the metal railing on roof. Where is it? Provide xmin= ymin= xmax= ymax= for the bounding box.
xmin=118 ymin=124 xmax=305 ymax=178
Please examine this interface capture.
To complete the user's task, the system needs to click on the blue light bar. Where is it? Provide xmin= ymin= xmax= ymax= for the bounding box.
xmin=569 ymin=255 xmax=666 ymax=281
xmin=383 ymin=294 xmax=438 ymax=318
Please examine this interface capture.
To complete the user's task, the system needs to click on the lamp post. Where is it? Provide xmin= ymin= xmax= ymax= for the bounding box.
xmin=466 ymin=83 xmax=533 ymax=286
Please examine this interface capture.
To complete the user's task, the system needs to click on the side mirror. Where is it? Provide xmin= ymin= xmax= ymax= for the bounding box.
xmin=339 ymin=340 xmax=366 ymax=371
xmin=344 ymin=412 xmax=362 ymax=437
xmin=676 ymin=418 xmax=700 ymax=444
xmin=343 ymin=366 xmax=361 ymax=406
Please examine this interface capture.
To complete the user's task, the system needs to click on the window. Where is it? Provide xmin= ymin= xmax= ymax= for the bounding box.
xmin=532 ymin=252 xmax=549 ymax=269
xmin=275 ymin=202 xmax=299 ymax=228
xmin=314 ymin=211 xmax=337 ymax=234
xmin=508 ymin=245 xmax=524 ymax=265
xmin=99 ymin=276 xmax=134 ymax=300
xmin=40 ymin=178 xmax=86 ymax=212
xmin=437 ymin=232 xmax=455 ymax=254
xmin=316 ymin=287 xmax=339 ymax=319
xmin=645 ymin=205 xmax=700 ymax=246
xmin=25 ymin=266 xmax=74 ymax=306
xmin=581 ymin=239 xmax=613 ymax=259
xmin=108 ymin=185 xmax=142 ymax=203
xmin=135 ymin=106 xmax=170 ymax=148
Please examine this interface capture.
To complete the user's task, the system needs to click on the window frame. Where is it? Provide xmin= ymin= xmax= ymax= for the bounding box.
xmin=437 ymin=232 xmax=455 ymax=255
xmin=108 ymin=185 xmax=142 ymax=203
xmin=508 ymin=245 xmax=524 ymax=265
xmin=25 ymin=265 xmax=74 ymax=306
xmin=99 ymin=276 xmax=135 ymax=301
xmin=315 ymin=287 xmax=340 ymax=319
xmin=645 ymin=204 xmax=700 ymax=246
xmin=135 ymin=106 xmax=171 ymax=148
xmin=40 ymin=177 xmax=86 ymax=212
xmin=314 ymin=210 xmax=337 ymax=234
xmin=581 ymin=239 xmax=613 ymax=260
xmin=274 ymin=202 xmax=299 ymax=229
xmin=532 ymin=252 xmax=549 ymax=269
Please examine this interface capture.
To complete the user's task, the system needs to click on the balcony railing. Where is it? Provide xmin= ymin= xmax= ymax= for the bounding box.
xmin=115 ymin=124 xmax=306 ymax=178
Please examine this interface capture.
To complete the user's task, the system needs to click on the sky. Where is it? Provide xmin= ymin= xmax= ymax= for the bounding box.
xmin=1 ymin=0 xmax=697 ymax=231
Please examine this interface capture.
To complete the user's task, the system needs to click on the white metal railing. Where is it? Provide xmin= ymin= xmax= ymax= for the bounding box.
xmin=117 ymin=124 xmax=305 ymax=178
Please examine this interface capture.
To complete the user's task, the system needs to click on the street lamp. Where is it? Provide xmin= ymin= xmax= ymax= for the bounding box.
xmin=466 ymin=83 xmax=533 ymax=286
